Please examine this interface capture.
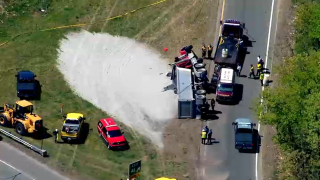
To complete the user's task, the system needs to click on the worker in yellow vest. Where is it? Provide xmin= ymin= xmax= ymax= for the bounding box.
xmin=260 ymin=72 xmax=264 ymax=86
xmin=202 ymin=44 xmax=207 ymax=58
xmin=207 ymin=44 xmax=213 ymax=59
xmin=256 ymin=63 xmax=262 ymax=77
xmin=249 ymin=64 xmax=255 ymax=78
xmin=201 ymin=129 xmax=207 ymax=144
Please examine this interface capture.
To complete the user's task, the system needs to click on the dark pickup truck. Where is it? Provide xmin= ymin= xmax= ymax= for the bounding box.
xmin=232 ymin=118 xmax=257 ymax=152
xmin=16 ymin=70 xmax=37 ymax=99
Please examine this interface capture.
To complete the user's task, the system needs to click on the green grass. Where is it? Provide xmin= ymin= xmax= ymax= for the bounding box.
xmin=0 ymin=0 xmax=214 ymax=179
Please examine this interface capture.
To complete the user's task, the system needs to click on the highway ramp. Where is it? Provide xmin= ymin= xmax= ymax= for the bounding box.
xmin=200 ymin=0 xmax=278 ymax=179
xmin=0 ymin=141 xmax=69 ymax=180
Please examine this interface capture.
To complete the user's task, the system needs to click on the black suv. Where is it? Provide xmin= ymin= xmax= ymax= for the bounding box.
xmin=16 ymin=70 xmax=37 ymax=99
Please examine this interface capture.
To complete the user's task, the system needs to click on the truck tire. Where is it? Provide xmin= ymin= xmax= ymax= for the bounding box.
xmin=196 ymin=90 xmax=206 ymax=95
xmin=0 ymin=114 xmax=9 ymax=127
xmin=107 ymin=143 xmax=112 ymax=150
xmin=15 ymin=123 xmax=27 ymax=136
xmin=194 ymin=63 xmax=205 ymax=69
xmin=197 ymin=58 xmax=204 ymax=63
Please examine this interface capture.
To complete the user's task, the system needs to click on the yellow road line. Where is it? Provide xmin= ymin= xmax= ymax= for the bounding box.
xmin=0 ymin=0 xmax=168 ymax=48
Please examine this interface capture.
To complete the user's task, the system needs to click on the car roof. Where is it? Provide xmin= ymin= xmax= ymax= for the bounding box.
xmin=100 ymin=118 xmax=120 ymax=131
xmin=66 ymin=113 xmax=84 ymax=120
xmin=220 ymin=68 xmax=234 ymax=83
xmin=16 ymin=100 xmax=33 ymax=107
xmin=17 ymin=71 xmax=35 ymax=79
xmin=235 ymin=118 xmax=253 ymax=129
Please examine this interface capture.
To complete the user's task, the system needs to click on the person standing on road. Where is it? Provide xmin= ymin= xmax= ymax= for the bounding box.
xmin=207 ymin=44 xmax=213 ymax=59
xmin=211 ymin=98 xmax=215 ymax=111
xmin=201 ymin=129 xmax=207 ymax=144
xmin=236 ymin=63 xmax=242 ymax=77
xmin=207 ymin=129 xmax=213 ymax=144
xmin=256 ymin=63 xmax=262 ymax=77
xmin=260 ymin=72 xmax=265 ymax=86
xmin=257 ymin=55 xmax=262 ymax=63
xmin=202 ymin=44 xmax=207 ymax=58
xmin=202 ymin=125 xmax=209 ymax=133
xmin=249 ymin=64 xmax=255 ymax=78
xmin=53 ymin=129 xmax=59 ymax=143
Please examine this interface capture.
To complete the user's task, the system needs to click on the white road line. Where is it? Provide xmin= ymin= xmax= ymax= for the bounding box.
xmin=256 ymin=0 xmax=276 ymax=179
xmin=0 ymin=159 xmax=35 ymax=180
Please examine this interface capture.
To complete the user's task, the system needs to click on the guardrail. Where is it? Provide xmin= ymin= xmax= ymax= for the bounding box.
xmin=0 ymin=128 xmax=48 ymax=157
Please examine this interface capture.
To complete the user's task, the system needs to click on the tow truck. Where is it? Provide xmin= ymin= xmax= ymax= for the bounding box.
xmin=232 ymin=118 xmax=257 ymax=152
xmin=214 ymin=19 xmax=247 ymax=70
xmin=220 ymin=19 xmax=245 ymax=39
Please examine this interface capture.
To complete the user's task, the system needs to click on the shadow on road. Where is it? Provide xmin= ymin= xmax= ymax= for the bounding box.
xmin=205 ymin=138 xmax=220 ymax=145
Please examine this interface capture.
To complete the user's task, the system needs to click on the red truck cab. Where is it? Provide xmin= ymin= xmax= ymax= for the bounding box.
xmin=97 ymin=118 xmax=128 ymax=150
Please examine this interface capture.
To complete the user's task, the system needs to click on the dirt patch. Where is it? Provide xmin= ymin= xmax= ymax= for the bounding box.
xmin=159 ymin=0 xmax=219 ymax=179
xmin=261 ymin=0 xmax=295 ymax=179
xmin=162 ymin=119 xmax=203 ymax=180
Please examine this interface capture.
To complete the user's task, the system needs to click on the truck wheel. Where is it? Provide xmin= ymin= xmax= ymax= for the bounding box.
xmin=194 ymin=63 xmax=205 ymax=69
xmin=197 ymin=58 xmax=204 ymax=63
xmin=0 ymin=114 xmax=9 ymax=127
xmin=196 ymin=90 xmax=206 ymax=95
xmin=15 ymin=123 xmax=27 ymax=136
xmin=107 ymin=143 xmax=112 ymax=150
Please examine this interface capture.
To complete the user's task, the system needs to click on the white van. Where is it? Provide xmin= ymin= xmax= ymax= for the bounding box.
xmin=216 ymin=68 xmax=235 ymax=102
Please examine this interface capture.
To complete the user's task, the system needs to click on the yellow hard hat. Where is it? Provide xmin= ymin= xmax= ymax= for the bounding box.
xmin=155 ymin=178 xmax=177 ymax=180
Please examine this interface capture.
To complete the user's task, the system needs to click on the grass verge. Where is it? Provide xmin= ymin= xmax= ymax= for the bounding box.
xmin=0 ymin=0 xmax=218 ymax=179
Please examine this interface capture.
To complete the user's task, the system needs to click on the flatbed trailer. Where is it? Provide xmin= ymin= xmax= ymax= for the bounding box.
xmin=214 ymin=36 xmax=245 ymax=70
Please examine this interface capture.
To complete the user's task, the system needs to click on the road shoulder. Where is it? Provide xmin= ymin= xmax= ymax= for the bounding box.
xmin=0 ymin=140 xmax=69 ymax=180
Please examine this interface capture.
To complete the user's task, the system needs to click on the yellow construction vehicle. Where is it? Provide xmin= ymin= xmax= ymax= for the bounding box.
xmin=0 ymin=100 xmax=43 ymax=136
xmin=61 ymin=113 xmax=85 ymax=143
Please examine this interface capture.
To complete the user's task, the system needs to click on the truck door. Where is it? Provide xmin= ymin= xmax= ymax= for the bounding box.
xmin=101 ymin=127 xmax=108 ymax=142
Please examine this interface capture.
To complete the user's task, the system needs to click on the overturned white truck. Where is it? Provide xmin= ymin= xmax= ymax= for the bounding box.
xmin=166 ymin=45 xmax=209 ymax=119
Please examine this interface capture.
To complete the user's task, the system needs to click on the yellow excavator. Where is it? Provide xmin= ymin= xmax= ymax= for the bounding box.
xmin=0 ymin=100 xmax=43 ymax=136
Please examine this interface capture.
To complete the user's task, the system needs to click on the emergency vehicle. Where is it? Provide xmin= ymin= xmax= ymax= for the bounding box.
xmin=216 ymin=68 xmax=235 ymax=103
xmin=97 ymin=118 xmax=128 ymax=150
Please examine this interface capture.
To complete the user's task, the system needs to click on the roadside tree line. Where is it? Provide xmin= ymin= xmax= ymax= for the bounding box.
xmin=256 ymin=1 xmax=320 ymax=179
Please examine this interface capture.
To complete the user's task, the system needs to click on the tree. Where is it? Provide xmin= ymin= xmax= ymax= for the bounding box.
xmin=256 ymin=52 xmax=320 ymax=179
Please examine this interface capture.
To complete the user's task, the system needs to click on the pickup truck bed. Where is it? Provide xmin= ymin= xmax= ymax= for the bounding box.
xmin=235 ymin=133 xmax=254 ymax=150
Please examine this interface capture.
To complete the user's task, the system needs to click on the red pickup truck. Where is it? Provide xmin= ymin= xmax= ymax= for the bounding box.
xmin=97 ymin=118 xmax=128 ymax=150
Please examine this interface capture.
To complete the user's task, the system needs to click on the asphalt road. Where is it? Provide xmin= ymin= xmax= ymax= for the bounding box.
xmin=200 ymin=0 xmax=278 ymax=179
xmin=0 ymin=141 xmax=69 ymax=180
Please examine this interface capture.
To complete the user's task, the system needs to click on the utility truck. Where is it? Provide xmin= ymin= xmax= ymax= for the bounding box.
xmin=220 ymin=19 xmax=245 ymax=39
xmin=214 ymin=19 xmax=246 ymax=70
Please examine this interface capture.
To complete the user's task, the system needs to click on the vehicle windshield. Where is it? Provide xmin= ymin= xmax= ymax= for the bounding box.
xmin=19 ymin=79 xmax=34 ymax=83
xmin=108 ymin=130 xmax=122 ymax=138
xmin=237 ymin=128 xmax=252 ymax=133
xmin=218 ymin=84 xmax=233 ymax=92
xmin=223 ymin=25 xmax=240 ymax=38
xmin=65 ymin=119 xmax=80 ymax=124
xmin=22 ymin=105 xmax=33 ymax=114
